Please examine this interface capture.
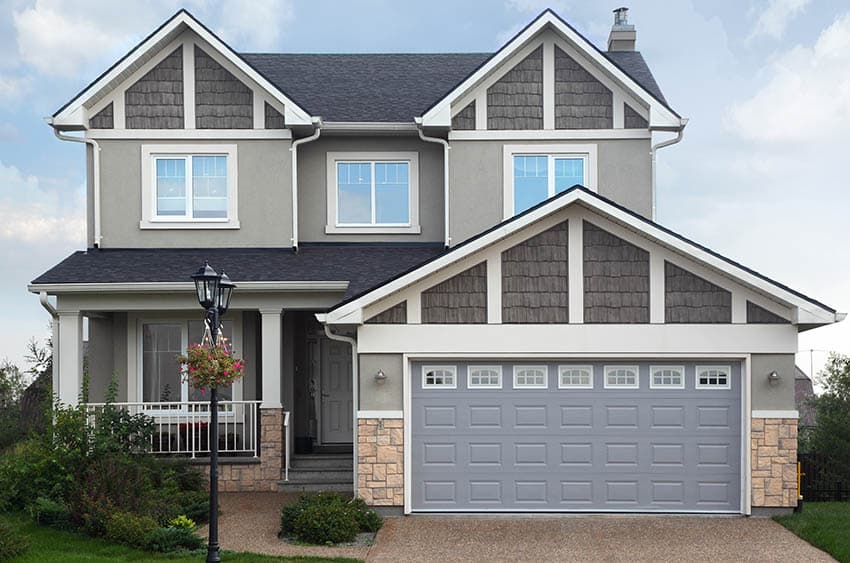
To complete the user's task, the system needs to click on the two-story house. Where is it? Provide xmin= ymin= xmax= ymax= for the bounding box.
xmin=30 ymin=8 xmax=842 ymax=516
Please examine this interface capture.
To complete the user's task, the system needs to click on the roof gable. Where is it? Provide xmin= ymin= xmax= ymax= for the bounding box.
xmin=420 ymin=9 xmax=682 ymax=130
xmin=51 ymin=9 xmax=314 ymax=129
xmin=323 ymin=187 xmax=840 ymax=328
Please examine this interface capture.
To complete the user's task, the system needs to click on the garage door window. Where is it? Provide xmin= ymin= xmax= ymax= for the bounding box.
xmin=696 ymin=366 xmax=731 ymax=389
xmin=423 ymin=365 xmax=457 ymax=389
xmin=558 ymin=366 xmax=593 ymax=389
xmin=513 ymin=366 xmax=548 ymax=389
xmin=468 ymin=366 xmax=502 ymax=389
xmin=604 ymin=366 xmax=639 ymax=389
xmin=650 ymin=366 xmax=685 ymax=389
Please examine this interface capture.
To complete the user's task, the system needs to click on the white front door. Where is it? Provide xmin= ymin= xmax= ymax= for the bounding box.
xmin=320 ymin=338 xmax=353 ymax=443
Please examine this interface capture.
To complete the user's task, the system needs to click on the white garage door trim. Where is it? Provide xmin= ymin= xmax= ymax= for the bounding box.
xmin=401 ymin=353 xmax=752 ymax=515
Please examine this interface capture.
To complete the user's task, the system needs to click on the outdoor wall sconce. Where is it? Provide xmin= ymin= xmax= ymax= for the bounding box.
xmin=767 ymin=370 xmax=781 ymax=383
xmin=374 ymin=369 xmax=387 ymax=383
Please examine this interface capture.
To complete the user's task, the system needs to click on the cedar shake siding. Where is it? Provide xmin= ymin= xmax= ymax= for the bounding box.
xmin=195 ymin=47 xmax=253 ymax=129
xmin=664 ymin=262 xmax=732 ymax=323
xmin=264 ymin=102 xmax=286 ymax=129
xmin=583 ymin=221 xmax=649 ymax=323
xmin=624 ymin=103 xmax=648 ymax=129
xmin=89 ymin=102 xmax=114 ymax=129
xmin=421 ymin=262 xmax=487 ymax=324
xmin=502 ymin=221 xmax=568 ymax=323
xmin=554 ymin=46 xmax=612 ymax=129
xmin=124 ymin=47 xmax=184 ymax=129
xmin=747 ymin=301 xmax=790 ymax=324
xmin=487 ymin=46 xmax=543 ymax=130
xmin=365 ymin=302 xmax=407 ymax=324
xmin=451 ymin=101 xmax=476 ymax=130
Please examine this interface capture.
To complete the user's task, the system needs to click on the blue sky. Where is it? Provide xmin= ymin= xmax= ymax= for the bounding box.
xmin=0 ymin=0 xmax=848 ymax=381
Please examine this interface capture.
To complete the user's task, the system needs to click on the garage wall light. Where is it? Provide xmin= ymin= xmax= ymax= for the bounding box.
xmin=767 ymin=370 xmax=781 ymax=383
xmin=374 ymin=369 xmax=387 ymax=383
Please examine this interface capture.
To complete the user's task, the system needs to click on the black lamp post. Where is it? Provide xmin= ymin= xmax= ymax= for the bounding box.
xmin=191 ymin=261 xmax=235 ymax=563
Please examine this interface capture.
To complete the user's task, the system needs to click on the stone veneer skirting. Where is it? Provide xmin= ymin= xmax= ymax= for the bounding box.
xmin=357 ymin=418 xmax=404 ymax=506
xmin=751 ymin=417 xmax=798 ymax=507
xmin=201 ymin=407 xmax=283 ymax=492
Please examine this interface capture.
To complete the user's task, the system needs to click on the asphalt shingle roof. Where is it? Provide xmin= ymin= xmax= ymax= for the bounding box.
xmin=31 ymin=244 xmax=446 ymax=300
xmin=241 ymin=51 xmax=668 ymax=122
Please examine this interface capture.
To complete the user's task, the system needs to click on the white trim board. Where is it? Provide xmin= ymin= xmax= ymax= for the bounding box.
xmin=752 ymin=410 xmax=799 ymax=419
xmin=356 ymin=410 xmax=403 ymax=419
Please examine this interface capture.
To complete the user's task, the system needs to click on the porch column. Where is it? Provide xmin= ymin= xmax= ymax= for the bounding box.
xmin=56 ymin=310 xmax=83 ymax=405
xmin=259 ymin=308 xmax=283 ymax=409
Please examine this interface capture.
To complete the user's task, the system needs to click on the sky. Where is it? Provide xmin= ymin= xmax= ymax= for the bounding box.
xmin=0 ymin=0 xmax=847 ymax=383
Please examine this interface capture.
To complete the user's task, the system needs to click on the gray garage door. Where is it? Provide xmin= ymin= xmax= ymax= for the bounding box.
xmin=411 ymin=360 xmax=741 ymax=513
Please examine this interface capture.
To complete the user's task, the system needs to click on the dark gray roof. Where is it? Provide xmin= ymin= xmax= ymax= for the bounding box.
xmin=31 ymin=244 xmax=445 ymax=300
xmin=241 ymin=51 xmax=668 ymax=122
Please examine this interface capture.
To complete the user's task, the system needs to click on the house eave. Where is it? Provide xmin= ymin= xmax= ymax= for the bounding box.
xmin=28 ymin=280 xmax=349 ymax=295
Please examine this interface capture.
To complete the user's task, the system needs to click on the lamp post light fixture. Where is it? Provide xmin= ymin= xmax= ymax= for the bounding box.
xmin=191 ymin=261 xmax=235 ymax=563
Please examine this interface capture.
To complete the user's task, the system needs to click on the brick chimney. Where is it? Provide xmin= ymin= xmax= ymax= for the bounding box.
xmin=607 ymin=7 xmax=636 ymax=52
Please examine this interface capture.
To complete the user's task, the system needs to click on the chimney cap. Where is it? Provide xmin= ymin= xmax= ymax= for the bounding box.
xmin=613 ymin=7 xmax=631 ymax=28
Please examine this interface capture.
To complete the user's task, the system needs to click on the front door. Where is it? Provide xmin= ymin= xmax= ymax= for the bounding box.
xmin=320 ymin=338 xmax=353 ymax=443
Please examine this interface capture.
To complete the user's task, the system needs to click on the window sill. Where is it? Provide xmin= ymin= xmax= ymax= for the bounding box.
xmin=324 ymin=224 xmax=421 ymax=235
xmin=140 ymin=220 xmax=240 ymax=230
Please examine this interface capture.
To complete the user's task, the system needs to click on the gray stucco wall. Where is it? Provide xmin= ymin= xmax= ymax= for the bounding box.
xmin=297 ymin=136 xmax=444 ymax=243
xmin=751 ymin=354 xmax=796 ymax=411
xmin=448 ymin=138 xmax=651 ymax=244
xmin=359 ymin=354 xmax=403 ymax=410
xmin=87 ymin=315 xmax=116 ymax=402
xmin=95 ymin=138 xmax=292 ymax=247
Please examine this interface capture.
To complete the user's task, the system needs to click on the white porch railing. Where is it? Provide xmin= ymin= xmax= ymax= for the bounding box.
xmin=85 ymin=400 xmax=261 ymax=458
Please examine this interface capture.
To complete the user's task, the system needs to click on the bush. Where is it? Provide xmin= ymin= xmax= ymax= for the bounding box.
xmin=167 ymin=515 xmax=196 ymax=531
xmin=0 ymin=519 xmax=29 ymax=560
xmin=168 ymin=491 xmax=209 ymax=525
xmin=143 ymin=526 xmax=204 ymax=553
xmin=281 ymin=492 xmax=383 ymax=544
xmin=105 ymin=511 xmax=159 ymax=548
xmin=28 ymin=496 xmax=71 ymax=529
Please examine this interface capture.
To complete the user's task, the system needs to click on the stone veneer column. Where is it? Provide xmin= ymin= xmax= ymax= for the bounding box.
xmin=203 ymin=407 xmax=284 ymax=492
xmin=751 ymin=417 xmax=798 ymax=507
xmin=357 ymin=419 xmax=404 ymax=506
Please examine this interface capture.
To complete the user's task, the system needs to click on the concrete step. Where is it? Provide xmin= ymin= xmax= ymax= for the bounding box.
xmin=283 ymin=469 xmax=353 ymax=483
xmin=277 ymin=481 xmax=353 ymax=493
xmin=290 ymin=454 xmax=353 ymax=470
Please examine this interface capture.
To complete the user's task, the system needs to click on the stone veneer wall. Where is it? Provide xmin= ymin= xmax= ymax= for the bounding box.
xmin=357 ymin=418 xmax=404 ymax=506
xmin=751 ymin=417 xmax=798 ymax=507
xmin=201 ymin=408 xmax=283 ymax=492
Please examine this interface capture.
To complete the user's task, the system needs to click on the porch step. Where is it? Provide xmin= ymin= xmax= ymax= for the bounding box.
xmin=290 ymin=454 xmax=353 ymax=471
xmin=277 ymin=481 xmax=353 ymax=493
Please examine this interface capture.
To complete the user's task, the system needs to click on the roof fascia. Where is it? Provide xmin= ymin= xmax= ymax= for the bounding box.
xmin=420 ymin=10 xmax=681 ymax=129
xmin=326 ymin=188 xmax=838 ymax=326
xmin=28 ymin=280 xmax=349 ymax=295
xmin=52 ymin=10 xmax=313 ymax=127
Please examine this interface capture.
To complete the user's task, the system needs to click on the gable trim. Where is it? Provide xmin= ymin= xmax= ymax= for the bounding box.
xmin=420 ymin=9 xmax=681 ymax=129
xmin=52 ymin=9 xmax=313 ymax=128
xmin=322 ymin=186 xmax=838 ymax=327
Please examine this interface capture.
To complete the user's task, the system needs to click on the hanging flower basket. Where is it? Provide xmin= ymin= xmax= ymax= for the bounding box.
xmin=177 ymin=343 xmax=245 ymax=392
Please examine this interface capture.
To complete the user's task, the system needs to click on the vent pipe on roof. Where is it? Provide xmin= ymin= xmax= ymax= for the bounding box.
xmin=608 ymin=7 xmax=636 ymax=52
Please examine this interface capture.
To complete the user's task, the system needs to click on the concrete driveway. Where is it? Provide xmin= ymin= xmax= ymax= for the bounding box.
xmin=367 ymin=515 xmax=833 ymax=562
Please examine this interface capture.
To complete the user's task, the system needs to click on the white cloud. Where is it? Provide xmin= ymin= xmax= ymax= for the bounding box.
xmin=748 ymin=0 xmax=811 ymax=42
xmin=727 ymin=11 xmax=850 ymax=143
xmin=0 ymin=161 xmax=85 ymax=245
xmin=0 ymin=74 xmax=28 ymax=102
xmin=213 ymin=0 xmax=295 ymax=51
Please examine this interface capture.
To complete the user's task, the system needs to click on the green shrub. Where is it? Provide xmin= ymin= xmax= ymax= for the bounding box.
xmin=143 ymin=526 xmax=204 ymax=553
xmin=293 ymin=502 xmax=360 ymax=545
xmin=105 ymin=511 xmax=158 ymax=548
xmin=348 ymin=497 xmax=383 ymax=533
xmin=170 ymin=490 xmax=210 ymax=525
xmin=0 ymin=519 xmax=29 ymax=560
xmin=28 ymin=496 xmax=72 ymax=529
xmin=167 ymin=514 xmax=196 ymax=531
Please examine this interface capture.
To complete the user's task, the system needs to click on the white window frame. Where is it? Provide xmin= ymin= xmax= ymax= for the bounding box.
xmin=503 ymin=143 xmax=598 ymax=218
xmin=140 ymin=144 xmax=239 ymax=229
xmin=326 ymin=151 xmax=420 ymax=234
xmin=603 ymin=365 xmax=640 ymax=389
xmin=137 ymin=315 xmax=244 ymax=412
xmin=467 ymin=365 xmax=503 ymax=389
xmin=695 ymin=365 xmax=732 ymax=390
xmin=649 ymin=365 xmax=685 ymax=390
xmin=558 ymin=365 xmax=594 ymax=389
xmin=422 ymin=365 xmax=457 ymax=389
xmin=513 ymin=365 xmax=549 ymax=389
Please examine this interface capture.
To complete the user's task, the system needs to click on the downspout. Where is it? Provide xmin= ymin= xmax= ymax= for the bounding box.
xmin=650 ymin=118 xmax=688 ymax=221
xmin=53 ymin=126 xmax=102 ymax=247
xmin=323 ymin=324 xmax=358 ymax=496
xmin=289 ymin=118 xmax=322 ymax=251
xmin=416 ymin=122 xmax=451 ymax=247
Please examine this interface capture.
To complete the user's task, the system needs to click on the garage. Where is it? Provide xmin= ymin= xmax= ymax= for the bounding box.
xmin=410 ymin=360 xmax=742 ymax=513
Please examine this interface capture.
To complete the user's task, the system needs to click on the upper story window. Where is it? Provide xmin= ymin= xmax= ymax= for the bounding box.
xmin=140 ymin=144 xmax=239 ymax=230
xmin=503 ymin=144 xmax=597 ymax=217
xmin=326 ymin=151 xmax=420 ymax=234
